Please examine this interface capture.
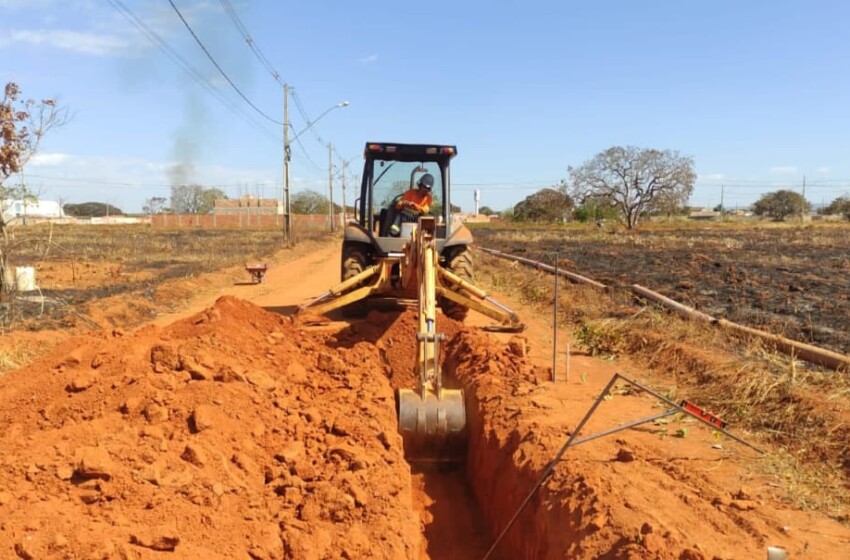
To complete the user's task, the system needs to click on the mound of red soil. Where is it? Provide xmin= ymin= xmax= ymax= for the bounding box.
xmin=0 ymin=296 xmax=418 ymax=559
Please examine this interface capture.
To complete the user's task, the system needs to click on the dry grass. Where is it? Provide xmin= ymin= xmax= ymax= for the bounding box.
xmin=474 ymin=247 xmax=850 ymax=521
xmin=1 ymin=224 xmax=328 ymax=330
xmin=7 ymin=224 xmax=288 ymax=270
xmin=0 ymin=346 xmax=36 ymax=376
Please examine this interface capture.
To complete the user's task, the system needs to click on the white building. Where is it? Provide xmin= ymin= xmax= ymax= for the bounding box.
xmin=1 ymin=199 xmax=64 ymax=223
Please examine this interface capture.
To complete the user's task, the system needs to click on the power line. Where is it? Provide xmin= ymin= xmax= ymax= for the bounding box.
xmin=290 ymin=90 xmax=326 ymax=146
xmin=105 ymin=0 xmax=281 ymax=144
xmin=219 ymin=0 xmax=283 ymax=87
xmin=167 ymin=0 xmax=283 ymax=126
xmin=24 ymin=173 xmax=334 ymax=194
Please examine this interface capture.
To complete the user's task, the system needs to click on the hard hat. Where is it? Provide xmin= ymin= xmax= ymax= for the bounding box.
xmin=417 ymin=173 xmax=434 ymax=191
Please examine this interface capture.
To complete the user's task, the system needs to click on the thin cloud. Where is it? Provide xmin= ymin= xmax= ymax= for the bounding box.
xmin=769 ymin=166 xmax=798 ymax=176
xmin=0 ymin=29 xmax=128 ymax=55
xmin=358 ymin=53 xmax=378 ymax=64
xmin=698 ymin=173 xmax=725 ymax=182
xmin=30 ymin=152 xmax=71 ymax=166
xmin=816 ymin=166 xmax=830 ymax=175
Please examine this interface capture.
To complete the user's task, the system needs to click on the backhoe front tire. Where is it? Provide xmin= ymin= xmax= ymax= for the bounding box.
xmin=341 ymin=245 xmax=369 ymax=317
xmin=441 ymin=246 xmax=473 ymax=321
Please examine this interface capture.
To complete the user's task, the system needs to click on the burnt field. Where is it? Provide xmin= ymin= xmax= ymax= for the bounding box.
xmin=473 ymin=223 xmax=850 ymax=354
xmin=1 ymin=225 xmax=320 ymax=331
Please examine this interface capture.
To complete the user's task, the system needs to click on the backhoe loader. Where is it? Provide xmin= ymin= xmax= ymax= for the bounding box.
xmin=300 ymin=142 xmax=523 ymax=462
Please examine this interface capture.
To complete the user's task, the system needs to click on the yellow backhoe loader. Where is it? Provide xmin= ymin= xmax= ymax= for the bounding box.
xmin=299 ymin=142 xmax=523 ymax=462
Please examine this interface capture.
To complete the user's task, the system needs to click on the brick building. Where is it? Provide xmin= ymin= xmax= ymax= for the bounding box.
xmin=213 ymin=196 xmax=281 ymax=216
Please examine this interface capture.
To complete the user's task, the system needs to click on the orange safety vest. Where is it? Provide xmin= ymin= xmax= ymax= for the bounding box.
xmin=396 ymin=189 xmax=432 ymax=214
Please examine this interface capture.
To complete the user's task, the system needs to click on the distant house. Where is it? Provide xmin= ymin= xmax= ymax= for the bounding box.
xmin=213 ymin=196 xmax=281 ymax=216
xmin=1 ymin=199 xmax=64 ymax=223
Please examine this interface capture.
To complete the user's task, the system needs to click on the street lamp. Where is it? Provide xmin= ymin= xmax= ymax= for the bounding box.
xmin=283 ymin=89 xmax=349 ymax=244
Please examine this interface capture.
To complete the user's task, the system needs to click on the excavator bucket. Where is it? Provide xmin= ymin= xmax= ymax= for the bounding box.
xmin=397 ymin=384 xmax=467 ymax=463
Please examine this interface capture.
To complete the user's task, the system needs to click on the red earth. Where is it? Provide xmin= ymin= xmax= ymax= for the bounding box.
xmin=0 ymin=238 xmax=848 ymax=559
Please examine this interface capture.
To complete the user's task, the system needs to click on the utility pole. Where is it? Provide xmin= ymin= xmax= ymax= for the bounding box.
xmin=327 ymin=143 xmax=334 ymax=232
xmin=341 ymin=159 xmax=349 ymax=227
xmin=801 ymin=175 xmax=807 ymax=222
xmin=720 ymin=184 xmax=725 ymax=222
xmin=282 ymin=83 xmax=292 ymax=243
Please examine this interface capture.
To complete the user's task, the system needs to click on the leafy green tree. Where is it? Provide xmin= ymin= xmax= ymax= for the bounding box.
xmin=572 ymin=194 xmax=619 ymax=223
xmin=569 ymin=146 xmax=695 ymax=229
xmin=291 ymin=190 xmax=334 ymax=214
xmin=513 ymin=187 xmax=574 ymax=223
xmin=478 ymin=206 xmax=495 ymax=216
xmin=63 ymin=202 xmax=123 ymax=217
xmin=751 ymin=190 xmax=810 ymax=221
xmin=819 ymin=196 xmax=850 ymax=220
xmin=198 ymin=188 xmax=226 ymax=214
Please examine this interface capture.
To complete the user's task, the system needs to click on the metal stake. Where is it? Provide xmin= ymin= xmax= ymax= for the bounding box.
xmin=552 ymin=252 xmax=559 ymax=382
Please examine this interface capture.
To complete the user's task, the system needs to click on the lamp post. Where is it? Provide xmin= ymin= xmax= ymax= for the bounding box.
xmin=282 ymin=90 xmax=349 ymax=244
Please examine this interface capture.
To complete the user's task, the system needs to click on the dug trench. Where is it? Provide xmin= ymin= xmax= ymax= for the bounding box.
xmin=2 ymin=295 xmax=848 ymax=559
xmin=0 ymin=294 xmax=565 ymax=559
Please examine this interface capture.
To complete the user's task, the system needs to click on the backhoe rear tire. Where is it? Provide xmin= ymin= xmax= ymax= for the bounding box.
xmin=341 ymin=245 xmax=369 ymax=318
xmin=441 ymin=246 xmax=473 ymax=322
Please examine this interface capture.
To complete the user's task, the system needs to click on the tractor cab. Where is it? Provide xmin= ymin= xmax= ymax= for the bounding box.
xmin=348 ymin=142 xmax=469 ymax=256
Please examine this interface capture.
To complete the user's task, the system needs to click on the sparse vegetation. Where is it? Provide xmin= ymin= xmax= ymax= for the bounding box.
xmin=0 ymin=224 xmax=289 ymax=330
xmin=473 ymin=224 xmax=850 ymax=522
xmin=820 ymin=196 xmax=850 ymax=221
xmin=512 ymin=186 xmax=573 ymax=223
xmin=752 ymin=189 xmax=811 ymax=221
xmin=1 ymin=82 xmax=69 ymax=293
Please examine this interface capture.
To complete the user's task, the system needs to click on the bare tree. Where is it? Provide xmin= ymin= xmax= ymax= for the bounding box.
xmin=142 ymin=197 xmax=168 ymax=215
xmin=569 ymin=146 xmax=695 ymax=229
xmin=170 ymin=185 xmax=226 ymax=214
xmin=0 ymin=82 xmax=69 ymax=293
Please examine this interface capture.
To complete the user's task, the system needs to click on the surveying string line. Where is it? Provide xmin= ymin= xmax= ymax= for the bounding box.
xmin=167 ymin=0 xmax=283 ymax=126
xmin=106 ymin=0 xmax=282 ymax=145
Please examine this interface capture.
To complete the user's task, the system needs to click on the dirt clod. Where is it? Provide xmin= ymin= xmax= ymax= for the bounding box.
xmin=75 ymin=446 xmax=115 ymax=480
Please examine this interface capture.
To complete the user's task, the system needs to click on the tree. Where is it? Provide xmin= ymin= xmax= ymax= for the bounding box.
xmin=479 ymin=206 xmax=496 ymax=216
xmin=572 ymin=194 xmax=619 ymax=223
xmin=142 ymin=196 xmax=167 ymax=215
xmin=1 ymin=82 xmax=68 ymax=295
xmin=291 ymin=190 xmax=331 ymax=214
xmin=170 ymin=185 xmax=226 ymax=214
xmin=512 ymin=187 xmax=574 ymax=223
xmin=568 ymin=146 xmax=696 ymax=229
xmin=751 ymin=190 xmax=810 ymax=221
xmin=1 ymin=83 xmax=68 ymax=228
xmin=63 ymin=202 xmax=123 ymax=217
xmin=819 ymin=196 xmax=850 ymax=220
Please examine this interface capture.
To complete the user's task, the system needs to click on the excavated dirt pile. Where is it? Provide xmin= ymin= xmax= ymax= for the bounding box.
xmin=0 ymin=296 xmax=419 ymax=559
xmin=3 ymin=294 xmax=848 ymax=559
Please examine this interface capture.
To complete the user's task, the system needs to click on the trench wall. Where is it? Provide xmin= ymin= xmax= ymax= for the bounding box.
xmin=446 ymin=332 xmax=582 ymax=559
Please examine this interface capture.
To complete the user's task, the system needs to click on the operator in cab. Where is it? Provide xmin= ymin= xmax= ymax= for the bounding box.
xmin=389 ymin=173 xmax=434 ymax=237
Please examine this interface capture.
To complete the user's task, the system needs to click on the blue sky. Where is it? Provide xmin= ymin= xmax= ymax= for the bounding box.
xmin=2 ymin=0 xmax=849 ymax=213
